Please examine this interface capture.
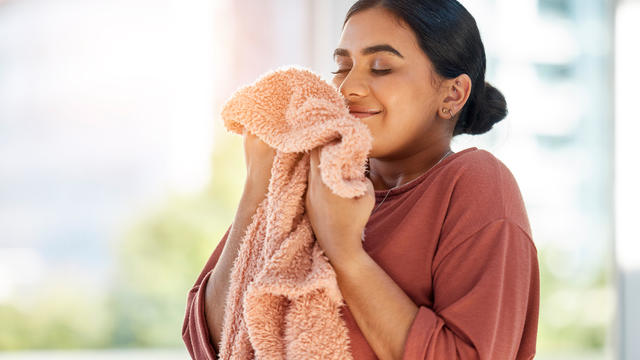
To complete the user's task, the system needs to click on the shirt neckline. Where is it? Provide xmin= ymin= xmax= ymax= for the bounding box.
xmin=373 ymin=147 xmax=478 ymax=198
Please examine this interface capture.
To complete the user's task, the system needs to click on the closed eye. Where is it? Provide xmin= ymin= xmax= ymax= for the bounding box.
xmin=331 ymin=69 xmax=392 ymax=75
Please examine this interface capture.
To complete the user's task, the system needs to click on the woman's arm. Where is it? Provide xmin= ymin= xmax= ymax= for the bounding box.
xmin=182 ymin=179 xmax=268 ymax=359
xmin=332 ymin=218 xmax=539 ymax=360
xmin=205 ymin=182 xmax=266 ymax=352
xmin=333 ymin=249 xmax=419 ymax=360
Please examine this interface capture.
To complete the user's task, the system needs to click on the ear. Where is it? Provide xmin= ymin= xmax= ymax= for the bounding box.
xmin=439 ymin=73 xmax=472 ymax=120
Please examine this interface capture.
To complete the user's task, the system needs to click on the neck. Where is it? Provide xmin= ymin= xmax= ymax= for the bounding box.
xmin=367 ymin=145 xmax=452 ymax=191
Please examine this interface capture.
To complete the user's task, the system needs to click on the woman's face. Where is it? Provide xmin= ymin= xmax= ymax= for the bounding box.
xmin=332 ymin=7 xmax=451 ymax=159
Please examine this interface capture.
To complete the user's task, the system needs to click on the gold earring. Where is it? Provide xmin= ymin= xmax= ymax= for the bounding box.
xmin=443 ymin=108 xmax=455 ymax=120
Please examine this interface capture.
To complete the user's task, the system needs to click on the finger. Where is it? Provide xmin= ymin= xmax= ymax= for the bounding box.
xmin=365 ymin=177 xmax=375 ymax=194
xmin=309 ymin=149 xmax=318 ymax=173
xmin=307 ymin=156 xmax=316 ymax=184
xmin=312 ymin=147 xmax=322 ymax=169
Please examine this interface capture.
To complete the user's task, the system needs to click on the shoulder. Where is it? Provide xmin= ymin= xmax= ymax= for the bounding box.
xmin=451 ymin=148 xmax=509 ymax=183
xmin=440 ymin=148 xmax=533 ymax=241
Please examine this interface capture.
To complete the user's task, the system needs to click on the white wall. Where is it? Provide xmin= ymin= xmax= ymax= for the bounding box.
xmin=614 ymin=1 xmax=640 ymax=359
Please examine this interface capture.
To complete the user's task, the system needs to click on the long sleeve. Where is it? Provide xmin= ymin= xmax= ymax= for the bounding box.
xmin=401 ymin=218 xmax=540 ymax=360
xmin=182 ymin=224 xmax=232 ymax=360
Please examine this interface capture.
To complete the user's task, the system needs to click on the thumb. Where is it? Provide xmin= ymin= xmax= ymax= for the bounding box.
xmin=364 ymin=176 xmax=375 ymax=193
xmin=357 ymin=176 xmax=375 ymax=200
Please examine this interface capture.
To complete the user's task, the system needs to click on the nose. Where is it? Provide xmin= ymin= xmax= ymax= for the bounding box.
xmin=335 ymin=69 xmax=369 ymax=101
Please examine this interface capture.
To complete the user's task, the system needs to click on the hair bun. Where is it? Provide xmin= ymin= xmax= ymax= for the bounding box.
xmin=461 ymin=81 xmax=508 ymax=135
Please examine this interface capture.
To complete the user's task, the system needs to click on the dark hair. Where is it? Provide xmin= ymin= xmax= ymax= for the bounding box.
xmin=343 ymin=0 xmax=507 ymax=136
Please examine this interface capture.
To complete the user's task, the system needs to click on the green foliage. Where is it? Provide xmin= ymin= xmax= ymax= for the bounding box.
xmin=537 ymin=242 xmax=614 ymax=352
xmin=105 ymin=127 xmax=244 ymax=347
xmin=0 ymin=127 xmax=245 ymax=350
xmin=106 ymin=192 xmax=232 ymax=347
xmin=0 ymin=284 xmax=112 ymax=350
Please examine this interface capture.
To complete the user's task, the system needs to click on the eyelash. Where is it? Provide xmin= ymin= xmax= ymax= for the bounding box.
xmin=330 ymin=69 xmax=391 ymax=75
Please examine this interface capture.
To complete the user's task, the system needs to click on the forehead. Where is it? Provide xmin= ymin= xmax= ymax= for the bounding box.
xmin=336 ymin=7 xmax=418 ymax=56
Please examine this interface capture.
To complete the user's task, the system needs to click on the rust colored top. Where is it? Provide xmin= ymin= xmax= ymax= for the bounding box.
xmin=182 ymin=146 xmax=540 ymax=359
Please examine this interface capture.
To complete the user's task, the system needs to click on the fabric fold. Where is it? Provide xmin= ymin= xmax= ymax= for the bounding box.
xmin=217 ymin=65 xmax=373 ymax=359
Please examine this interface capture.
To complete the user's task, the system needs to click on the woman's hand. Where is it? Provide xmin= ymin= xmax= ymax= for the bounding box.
xmin=243 ymin=129 xmax=276 ymax=198
xmin=304 ymin=146 xmax=375 ymax=267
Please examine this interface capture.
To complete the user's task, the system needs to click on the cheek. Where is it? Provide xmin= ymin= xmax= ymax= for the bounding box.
xmin=372 ymin=74 xmax=419 ymax=114
xmin=374 ymin=87 xmax=412 ymax=127
xmin=374 ymin=81 xmax=436 ymax=135
xmin=370 ymin=82 xmax=400 ymax=116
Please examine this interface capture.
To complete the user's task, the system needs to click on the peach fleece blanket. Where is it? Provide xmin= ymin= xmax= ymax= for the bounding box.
xmin=217 ymin=65 xmax=373 ymax=359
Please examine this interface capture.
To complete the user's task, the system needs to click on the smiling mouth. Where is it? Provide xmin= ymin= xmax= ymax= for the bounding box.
xmin=349 ymin=111 xmax=381 ymax=119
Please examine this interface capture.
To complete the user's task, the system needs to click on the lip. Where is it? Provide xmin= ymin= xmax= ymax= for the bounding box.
xmin=350 ymin=111 xmax=381 ymax=119
xmin=348 ymin=105 xmax=381 ymax=112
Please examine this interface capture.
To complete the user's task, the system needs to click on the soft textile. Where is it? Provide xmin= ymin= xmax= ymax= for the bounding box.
xmin=219 ymin=65 xmax=371 ymax=359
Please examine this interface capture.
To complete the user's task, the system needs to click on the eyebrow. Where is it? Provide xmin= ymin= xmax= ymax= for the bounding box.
xmin=333 ymin=44 xmax=404 ymax=60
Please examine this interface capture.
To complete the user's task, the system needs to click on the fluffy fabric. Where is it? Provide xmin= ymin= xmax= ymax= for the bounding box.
xmin=217 ymin=65 xmax=373 ymax=359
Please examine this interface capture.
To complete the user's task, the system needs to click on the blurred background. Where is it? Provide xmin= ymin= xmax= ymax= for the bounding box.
xmin=0 ymin=0 xmax=637 ymax=359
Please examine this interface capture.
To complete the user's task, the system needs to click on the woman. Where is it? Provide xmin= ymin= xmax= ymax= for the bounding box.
xmin=183 ymin=1 xmax=539 ymax=359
